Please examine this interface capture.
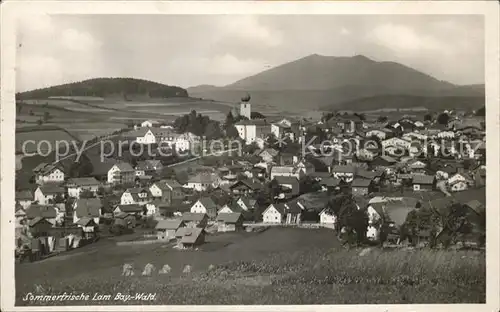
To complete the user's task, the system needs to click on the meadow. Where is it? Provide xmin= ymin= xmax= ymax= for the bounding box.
xmin=15 ymin=227 xmax=485 ymax=305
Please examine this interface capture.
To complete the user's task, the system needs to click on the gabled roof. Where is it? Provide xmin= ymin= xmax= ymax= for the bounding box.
xmin=75 ymin=217 xmax=97 ymax=226
xmin=116 ymin=204 xmax=143 ymax=213
xmin=284 ymin=201 xmax=302 ymax=214
xmin=75 ymin=198 xmax=102 ymax=217
xmin=220 ymin=203 xmax=245 ymax=213
xmin=230 ymin=179 xmax=262 ymax=191
xmin=187 ymin=173 xmax=219 ymax=184
xmin=66 ymin=177 xmax=100 ymax=187
xmin=331 ymin=165 xmax=356 ymax=173
xmin=29 ymin=216 xmax=52 ymax=227
xmin=37 ymin=184 xmax=65 ymax=195
xmin=216 ymin=212 xmax=243 ymax=223
xmin=182 ymin=212 xmax=207 ymax=222
xmin=196 ymin=197 xmax=217 ymax=210
xmin=412 ymin=174 xmax=435 ymax=185
xmin=162 ymin=179 xmax=182 ymax=189
xmin=351 ymin=178 xmax=372 ymax=188
xmin=265 ymin=203 xmax=286 ymax=215
xmin=155 ymin=219 xmax=184 ymax=230
xmin=180 ymin=227 xmax=205 ymax=244
xmin=274 ymin=176 xmax=299 ymax=186
xmin=125 ymin=187 xmax=149 ymax=195
xmin=320 ymin=177 xmax=341 ymax=187
xmin=26 ymin=205 xmax=57 ymax=219
xmin=112 ymin=162 xmax=135 ymax=172
xmin=259 ymin=148 xmax=279 ymax=157
xmin=237 ymin=197 xmax=256 ymax=209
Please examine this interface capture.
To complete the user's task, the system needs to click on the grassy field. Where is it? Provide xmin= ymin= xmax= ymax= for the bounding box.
xmin=15 ymin=227 xmax=485 ymax=305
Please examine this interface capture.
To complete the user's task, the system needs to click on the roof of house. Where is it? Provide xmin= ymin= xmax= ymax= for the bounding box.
xmin=182 ymin=212 xmax=208 ymax=222
xmin=66 ymin=177 xmax=100 ymax=187
xmin=187 ymin=173 xmax=219 ymax=184
xmin=16 ymin=190 xmax=33 ymax=201
xmin=331 ymin=165 xmax=356 ymax=173
xmin=356 ymin=169 xmax=378 ymax=180
xmin=320 ymin=177 xmax=341 ymax=187
xmin=351 ymin=178 xmax=372 ymax=188
xmin=307 ymin=171 xmax=332 ymax=179
xmin=180 ymin=227 xmax=205 ymax=244
xmin=259 ymin=148 xmax=279 ymax=157
xmin=412 ymin=174 xmax=435 ymax=185
xmin=221 ymin=203 xmax=245 ymax=213
xmin=113 ymin=162 xmax=135 ymax=172
xmin=155 ymin=219 xmax=184 ymax=230
xmin=162 ymin=179 xmax=182 ymax=189
xmin=125 ymin=187 xmax=149 ymax=195
xmin=116 ymin=204 xmax=143 ymax=213
xmin=75 ymin=217 xmax=97 ymax=226
xmin=270 ymin=166 xmax=296 ymax=174
xmin=37 ymin=184 xmax=65 ymax=195
xmin=216 ymin=212 xmax=243 ymax=223
xmin=75 ymin=198 xmax=102 ymax=217
xmin=230 ymin=179 xmax=262 ymax=191
xmin=284 ymin=201 xmax=302 ymax=214
xmin=196 ymin=197 xmax=217 ymax=210
xmin=26 ymin=205 xmax=57 ymax=219
xmin=237 ymin=197 xmax=256 ymax=209
xmin=265 ymin=203 xmax=286 ymax=215
xmin=28 ymin=216 xmax=52 ymax=227
xmin=274 ymin=176 xmax=299 ymax=186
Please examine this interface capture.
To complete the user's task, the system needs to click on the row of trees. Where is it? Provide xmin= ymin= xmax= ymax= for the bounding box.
xmin=173 ymin=110 xmax=223 ymax=139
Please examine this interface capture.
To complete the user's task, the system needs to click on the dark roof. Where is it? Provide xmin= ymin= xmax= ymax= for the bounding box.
xmin=16 ymin=190 xmax=33 ymax=201
xmin=412 ymin=174 xmax=435 ymax=185
xmin=26 ymin=205 xmax=57 ymax=219
xmin=284 ymin=201 xmax=302 ymax=214
xmin=307 ymin=171 xmax=332 ymax=179
xmin=331 ymin=165 xmax=356 ymax=173
xmin=237 ymin=197 xmax=256 ymax=209
xmin=114 ymin=162 xmax=135 ymax=172
xmin=66 ymin=177 xmax=100 ymax=187
xmin=38 ymin=184 xmax=65 ymax=195
xmin=75 ymin=198 xmax=102 ymax=217
xmin=216 ymin=212 xmax=243 ymax=223
xmin=266 ymin=203 xmax=286 ymax=215
xmin=259 ymin=148 xmax=279 ymax=157
xmin=29 ymin=217 xmax=53 ymax=227
xmin=274 ymin=176 xmax=299 ymax=185
xmin=221 ymin=203 xmax=245 ymax=213
xmin=162 ymin=179 xmax=182 ymax=189
xmin=351 ymin=178 xmax=372 ymax=188
xmin=230 ymin=179 xmax=262 ymax=191
xmin=356 ymin=169 xmax=378 ymax=180
xmin=155 ymin=219 xmax=184 ymax=230
xmin=75 ymin=217 xmax=97 ymax=226
xmin=464 ymin=200 xmax=485 ymax=214
xmin=135 ymin=160 xmax=161 ymax=171
xmin=182 ymin=212 xmax=207 ymax=222
xmin=320 ymin=177 xmax=341 ymax=187
xmin=116 ymin=204 xmax=143 ymax=213
xmin=196 ymin=197 xmax=217 ymax=210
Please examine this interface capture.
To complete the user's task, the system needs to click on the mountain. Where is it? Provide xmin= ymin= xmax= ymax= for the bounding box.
xmin=17 ymin=77 xmax=188 ymax=100
xmin=188 ymin=54 xmax=484 ymax=113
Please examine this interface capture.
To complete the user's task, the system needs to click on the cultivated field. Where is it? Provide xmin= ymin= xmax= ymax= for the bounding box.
xmin=15 ymin=227 xmax=485 ymax=305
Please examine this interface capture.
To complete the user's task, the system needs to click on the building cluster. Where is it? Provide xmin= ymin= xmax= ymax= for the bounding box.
xmin=15 ymin=98 xmax=487 ymax=255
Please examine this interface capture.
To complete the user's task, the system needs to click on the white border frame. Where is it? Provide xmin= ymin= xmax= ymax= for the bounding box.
xmin=1 ymin=1 xmax=499 ymax=311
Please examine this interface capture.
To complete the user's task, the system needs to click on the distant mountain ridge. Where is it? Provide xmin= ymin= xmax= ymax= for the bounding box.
xmin=188 ymin=54 xmax=484 ymax=112
xmin=17 ymin=77 xmax=188 ymax=100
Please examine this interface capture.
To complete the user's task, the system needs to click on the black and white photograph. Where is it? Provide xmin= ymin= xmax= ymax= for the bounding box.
xmin=1 ymin=1 xmax=499 ymax=310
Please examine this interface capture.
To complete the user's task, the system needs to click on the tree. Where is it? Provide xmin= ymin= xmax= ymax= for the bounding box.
xmin=377 ymin=116 xmax=388 ymax=123
xmin=225 ymin=111 xmax=235 ymax=128
xmin=54 ymin=193 xmax=65 ymax=204
xmin=327 ymin=194 xmax=368 ymax=245
xmin=424 ymin=114 xmax=433 ymax=121
xmin=299 ymin=176 xmax=320 ymax=194
xmin=244 ymin=142 xmax=260 ymax=155
xmin=226 ymin=125 xmax=239 ymax=139
xmin=437 ymin=113 xmax=450 ymax=125
xmin=68 ymin=154 xmax=94 ymax=178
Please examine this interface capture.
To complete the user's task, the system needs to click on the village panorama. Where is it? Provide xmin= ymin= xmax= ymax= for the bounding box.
xmin=11 ymin=14 xmax=487 ymax=306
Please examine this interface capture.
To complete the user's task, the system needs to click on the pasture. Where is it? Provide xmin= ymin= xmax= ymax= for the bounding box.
xmin=15 ymin=227 xmax=485 ymax=305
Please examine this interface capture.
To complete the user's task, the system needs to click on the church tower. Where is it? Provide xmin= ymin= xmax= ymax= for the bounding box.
xmin=239 ymin=93 xmax=252 ymax=120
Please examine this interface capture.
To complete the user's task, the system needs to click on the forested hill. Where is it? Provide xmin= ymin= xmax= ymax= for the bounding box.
xmin=17 ymin=78 xmax=188 ymax=100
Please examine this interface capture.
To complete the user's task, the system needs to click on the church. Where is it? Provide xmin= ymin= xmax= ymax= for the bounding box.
xmin=231 ymin=94 xmax=252 ymax=120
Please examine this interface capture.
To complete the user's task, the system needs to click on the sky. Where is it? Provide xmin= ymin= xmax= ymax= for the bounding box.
xmin=16 ymin=14 xmax=484 ymax=92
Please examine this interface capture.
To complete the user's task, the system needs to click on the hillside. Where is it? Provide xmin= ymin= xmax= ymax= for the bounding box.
xmin=323 ymin=94 xmax=486 ymax=112
xmin=188 ymin=54 xmax=484 ymax=113
xmin=17 ymin=77 xmax=189 ymax=100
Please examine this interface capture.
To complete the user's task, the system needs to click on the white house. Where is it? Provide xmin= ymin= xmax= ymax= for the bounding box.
xmin=184 ymin=173 xmax=220 ymax=192
xmin=319 ymin=209 xmax=337 ymax=229
xmin=450 ymin=180 xmax=469 ymax=192
xmin=34 ymin=185 xmax=65 ymax=205
xmin=141 ymin=120 xmax=159 ymax=128
xmin=66 ymin=177 xmax=100 ymax=198
xmin=190 ymin=197 xmax=218 ymax=219
xmin=33 ymin=163 xmax=65 ymax=185
xmin=107 ymin=162 xmax=135 ymax=184
xmin=262 ymin=203 xmax=286 ymax=224
xmin=174 ymin=132 xmax=199 ymax=152
xmin=235 ymin=119 xmax=272 ymax=145
xmin=136 ymin=128 xmax=158 ymax=144
xmin=120 ymin=188 xmax=151 ymax=205
xmin=437 ymin=131 xmax=456 ymax=139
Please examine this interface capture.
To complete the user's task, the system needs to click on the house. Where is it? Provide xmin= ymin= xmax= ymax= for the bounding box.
xmin=236 ymin=197 xmax=256 ymax=211
xmin=307 ymin=171 xmax=332 ymax=181
xmin=135 ymin=128 xmax=158 ymax=144
xmin=262 ymin=203 xmax=286 ymax=224
xmin=216 ymin=213 xmax=244 ymax=232
xmin=366 ymin=129 xmax=387 ymax=140
xmin=16 ymin=190 xmax=33 ymax=209
xmin=141 ymin=120 xmax=159 ymax=128
xmin=331 ymin=165 xmax=356 ymax=182
xmin=450 ymin=180 xmax=469 ymax=192
xmin=33 ymin=163 xmax=65 ymax=185
xmin=351 ymin=178 xmax=373 ymax=196
xmin=448 ymin=172 xmax=473 ymax=186
xmin=135 ymin=160 xmax=163 ymax=177
xmin=34 ymin=185 xmax=65 ymax=205
xmin=295 ymin=160 xmax=316 ymax=176
xmin=319 ymin=209 xmax=337 ymax=229
xmin=28 ymin=217 xmax=54 ymax=237
xmin=181 ymin=212 xmax=208 ymax=228
xmin=381 ymin=137 xmax=411 ymax=150
xmin=73 ymin=198 xmax=102 ymax=225
xmin=274 ymin=176 xmax=300 ymax=196
xmin=284 ymin=201 xmax=302 ymax=224
xmin=179 ymin=227 xmax=206 ymax=248
xmin=114 ymin=212 xmax=137 ymax=228
xmin=113 ymin=204 xmax=144 ymax=216
xmin=319 ymin=177 xmax=341 ymax=192
xmin=412 ymin=174 xmax=436 ymax=191
xmin=218 ymin=202 xmax=245 ymax=214
xmin=258 ymin=148 xmax=279 ymax=163
xmin=234 ymin=119 xmax=272 ymax=145
xmin=26 ymin=205 xmax=58 ymax=225
xmin=229 ymin=179 xmax=262 ymax=195
xmin=190 ymin=197 xmax=218 ymax=219
xmin=120 ymin=188 xmax=151 ymax=205
xmin=75 ymin=217 xmax=98 ymax=238
xmin=66 ymin=177 xmax=100 ymax=198
xmin=155 ymin=219 xmax=185 ymax=240
xmin=366 ymin=199 xmax=416 ymax=240
xmin=107 ymin=162 xmax=135 ymax=185
xmin=407 ymin=159 xmax=427 ymax=171
xmin=145 ymin=199 xmax=168 ymax=217
xmin=184 ymin=173 xmax=220 ymax=192
xmin=370 ymin=155 xmax=398 ymax=168
xmin=149 ymin=179 xmax=184 ymax=203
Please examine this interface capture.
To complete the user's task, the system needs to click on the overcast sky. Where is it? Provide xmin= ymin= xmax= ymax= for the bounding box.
xmin=16 ymin=14 xmax=484 ymax=92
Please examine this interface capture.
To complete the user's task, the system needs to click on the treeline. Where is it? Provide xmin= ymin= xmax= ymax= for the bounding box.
xmin=16 ymin=78 xmax=188 ymax=100
xmin=173 ymin=110 xmax=223 ymax=139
